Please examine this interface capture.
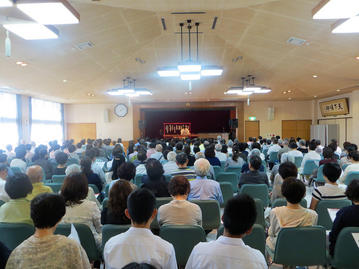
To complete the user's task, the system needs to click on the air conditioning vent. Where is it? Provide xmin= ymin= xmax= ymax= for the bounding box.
xmin=287 ymin=37 xmax=307 ymax=46
xmin=75 ymin=41 xmax=94 ymax=51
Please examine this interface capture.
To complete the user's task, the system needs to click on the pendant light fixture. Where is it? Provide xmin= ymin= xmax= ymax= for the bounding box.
xmin=107 ymin=77 xmax=152 ymax=97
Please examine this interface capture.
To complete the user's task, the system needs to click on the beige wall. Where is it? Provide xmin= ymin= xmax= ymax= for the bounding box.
xmin=64 ymin=103 xmax=133 ymax=141
xmin=243 ymin=100 xmax=313 ymax=138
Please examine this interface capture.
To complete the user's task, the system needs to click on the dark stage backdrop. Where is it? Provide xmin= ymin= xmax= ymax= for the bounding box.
xmin=144 ymin=108 xmax=232 ymax=138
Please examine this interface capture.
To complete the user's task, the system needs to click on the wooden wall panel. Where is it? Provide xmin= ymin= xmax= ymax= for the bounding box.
xmin=245 ymin=121 xmax=260 ymax=141
xmin=66 ymin=123 xmax=96 ymax=143
xmin=282 ymin=120 xmax=312 ymax=140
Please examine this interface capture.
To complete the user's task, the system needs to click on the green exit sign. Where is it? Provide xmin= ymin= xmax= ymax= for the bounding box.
xmin=248 ymin=116 xmax=256 ymax=121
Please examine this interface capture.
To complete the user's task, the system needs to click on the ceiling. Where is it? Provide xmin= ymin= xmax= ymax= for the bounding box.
xmin=0 ymin=0 xmax=359 ymax=104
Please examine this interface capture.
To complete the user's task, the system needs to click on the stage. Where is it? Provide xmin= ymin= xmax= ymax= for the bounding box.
xmin=163 ymin=133 xmax=229 ymax=141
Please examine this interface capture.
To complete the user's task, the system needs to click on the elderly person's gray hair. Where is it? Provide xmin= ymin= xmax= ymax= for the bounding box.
xmin=195 ymin=152 xmax=205 ymax=160
xmin=227 ymin=140 xmax=233 ymax=147
xmin=65 ymin=164 xmax=81 ymax=176
xmin=167 ymin=151 xmax=177 ymax=162
xmin=282 ymin=139 xmax=289 ymax=146
xmin=299 ymin=139 xmax=306 ymax=146
xmin=250 ymin=148 xmax=261 ymax=157
xmin=194 ymin=158 xmax=210 ymax=177
xmin=215 ymin=144 xmax=222 ymax=151
xmin=155 ymin=144 xmax=163 ymax=152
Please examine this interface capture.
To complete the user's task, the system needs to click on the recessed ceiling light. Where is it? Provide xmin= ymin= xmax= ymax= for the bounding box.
xmin=283 ymin=91 xmax=287 ymax=94
xmin=336 ymin=89 xmax=341 ymax=92
xmin=21 ymin=63 xmax=27 ymax=67
xmin=356 ymin=56 xmax=359 ymax=60
xmin=16 ymin=61 xmax=23 ymax=65
xmin=63 ymin=79 xmax=67 ymax=83
xmin=314 ymin=95 xmax=317 ymax=98
xmin=288 ymin=97 xmax=292 ymax=100
xmin=313 ymin=75 xmax=318 ymax=78
xmin=287 ymin=90 xmax=292 ymax=93
xmin=87 ymin=93 xmax=95 ymax=97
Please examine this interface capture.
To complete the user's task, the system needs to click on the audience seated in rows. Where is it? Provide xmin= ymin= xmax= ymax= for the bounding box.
xmin=104 ymin=188 xmax=177 ymax=268
xmin=0 ymin=164 xmax=9 ymax=202
xmin=297 ymin=139 xmax=308 ymax=154
xmin=186 ymin=194 xmax=267 ymax=269
xmin=0 ymin=173 xmax=33 ymax=225
xmin=60 ymin=173 xmax=102 ymax=248
xmin=163 ymin=151 xmax=178 ymax=175
xmin=26 ymin=165 xmax=52 ymax=200
xmin=271 ymin=162 xmax=298 ymax=203
xmin=102 ymin=179 xmax=132 ymax=225
xmin=188 ymin=158 xmax=223 ymax=204
xmin=170 ymin=153 xmax=196 ymax=180
xmin=214 ymin=144 xmax=227 ymax=162
xmin=141 ymin=159 xmax=170 ymax=197
xmin=329 ymin=179 xmax=359 ymax=256
xmin=5 ymin=193 xmax=90 ymax=269
xmin=339 ymin=150 xmax=359 ymax=183
xmin=33 ymin=147 xmax=53 ymax=179
xmin=205 ymin=146 xmax=221 ymax=167
xmin=224 ymin=144 xmax=244 ymax=170
xmin=300 ymin=140 xmax=321 ymax=170
xmin=238 ymin=155 xmax=269 ymax=189
xmin=339 ymin=143 xmax=357 ymax=167
xmin=158 ymin=176 xmax=202 ymax=226
xmin=267 ymin=178 xmax=318 ymax=252
xmin=150 ymin=144 xmax=163 ymax=161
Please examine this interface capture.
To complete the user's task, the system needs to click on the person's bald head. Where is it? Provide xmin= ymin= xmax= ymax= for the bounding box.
xmin=26 ymin=165 xmax=43 ymax=183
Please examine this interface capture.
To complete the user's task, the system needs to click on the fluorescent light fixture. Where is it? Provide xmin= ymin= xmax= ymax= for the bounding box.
xmin=157 ymin=69 xmax=180 ymax=77
xmin=225 ymin=88 xmax=253 ymax=96
xmin=332 ymin=16 xmax=359 ymax=33
xmin=0 ymin=0 xmax=13 ymax=7
xmin=16 ymin=0 xmax=80 ymax=25
xmin=201 ymin=66 xmax=223 ymax=76
xmin=254 ymin=88 xmax=272 ymax=93
xmin=178 ymin=64 xmax=202 ymax=72
xmin=3 ymin=23 xmax=58 ymax=40
xmin=136 ymin=89 xmax=152 ymax=95
xmin=126 ymin=92 xmax=140 ymax=97
xmin=180 ymin=72 xmax=201 ymax=81
xmin=313 ymin=0 xmax=359 ymax=19
xmin=243 ymin=86 xmax=262 ymax=92
xmin=107 ymin=88 xmax=135 ymax=96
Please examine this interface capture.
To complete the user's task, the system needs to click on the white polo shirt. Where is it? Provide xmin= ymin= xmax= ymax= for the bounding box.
xmin=185 ymin=236 xmax=267 ymax=269
xmin=104 ymin=227 xmax=177 ymax=269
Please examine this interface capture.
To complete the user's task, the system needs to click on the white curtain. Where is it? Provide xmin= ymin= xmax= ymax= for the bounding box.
xmin=0 ymin=92 xmax=18 ymax=149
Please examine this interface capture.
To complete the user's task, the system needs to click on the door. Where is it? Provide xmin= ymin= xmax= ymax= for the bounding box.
xmin=282 ymin=120 xmax=312 ymax=141
xmin=66 ymin=123 xmax=96 ymax=143
xmin=245 ymin=120 xmax=260 ymax=141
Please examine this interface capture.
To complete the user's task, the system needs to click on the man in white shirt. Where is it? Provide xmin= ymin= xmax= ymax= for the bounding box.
xmin=9 ymin=146 xmax=27 ymax=173
xmin=282 ymin=142 xmax=303 ymax=164
xmin=0 ymin=164 xmax=10 ymax=202
xmin=267 ymin=139 xmax=281 ymax=156
xmin=104 ymin=188 xmax=177 ymax=269
xmin=215 ymin=144 xmax=227 ymax=162
xmin=150 ymin=144 xmax=163 ymax=161
xmin=186 ymin=194 xmax=267 ymax=269
xmin=300 ymin=141 xmax=321 ymax=171
xmin=163 ymin=151 xmax=179 ymax=175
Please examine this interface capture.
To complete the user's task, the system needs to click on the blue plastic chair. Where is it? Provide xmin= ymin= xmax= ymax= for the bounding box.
xmin=294 ymin=156 xmax=303 ymax=168
xmin=344 ymin=171 xmax=359 ymax=185
xmin=52 ymin=175 xmax=66 ymax=183
xmin=217 ymin=172 xmax=238 ymax=192
xmin=268 ymin=151 xmax=278 ymax=163
xmin=0 ymin=223 xmax=35 ymax=250
xmin=213 ymin=166 xmax=222 ymax=178
xmin=239 ymin=184 xmax=269 ymax=207
xmin=315 ymin=199 xmax=352 ymax=230
xmin=314 ymin=165 xmax=325 ymax=184
xmin=332 ymin=227 xmax=359 ymax=269
xmin=301 ymin=160 xmax=318 ymax=177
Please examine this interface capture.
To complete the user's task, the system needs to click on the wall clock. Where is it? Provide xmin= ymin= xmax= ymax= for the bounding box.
xmin=114 ymin=104 xmax=128 ymax=117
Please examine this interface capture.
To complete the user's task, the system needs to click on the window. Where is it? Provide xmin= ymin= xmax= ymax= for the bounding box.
xmin=0 ymin=92 xmax=19 ymax=149
xmin=31 ymin=98 xmax=63 ymax=146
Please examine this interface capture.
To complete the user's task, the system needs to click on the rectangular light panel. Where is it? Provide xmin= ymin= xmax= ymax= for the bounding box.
xmin=243 ymin=86 xmax=262 ymax=92
xmin=180 ymin=73 xmax=201 ymax=81
xmin=17 ymin=1 xmax=80 ymax=24
xmin=0 ymin=0 xmax=13 ymax=7
xmin=178 ymin=64 xmax=202 ymax=72
xmin=313 ymin=0 xmax=359 ymax=19
xmin=201 ymin=68 xmax=223 ymax=76
xmin=3 ymin=23 xmax=58 ymax=40
xmin=225 ymin=89 xmax=253 ymax=95
xmin=157 ymin=70 xmax=180 ymax=77
xmin=332 ymin=16 xmax=359 ymax=33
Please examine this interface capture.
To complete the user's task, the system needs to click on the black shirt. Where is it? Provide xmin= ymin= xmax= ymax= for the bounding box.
xmin=141 ymin=176 xmax=170 ymax=197
xmin=238 ymin=170 xmax=269 ymax=188
xmin=101 ymin=207 xmax=130 ymax=225
xmin=85 ymin=172 xmax=103 ymax=193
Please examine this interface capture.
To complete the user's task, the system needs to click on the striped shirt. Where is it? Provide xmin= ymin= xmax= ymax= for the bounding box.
xmin=312 ymin=184 xmax=346 ymax=201
xmin=171 ymin=168 xmax=196 ymax=181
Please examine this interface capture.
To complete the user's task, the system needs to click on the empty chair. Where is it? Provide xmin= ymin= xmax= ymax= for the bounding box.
xmin=216 ymin=224 xmax=266 ymax=256
xmin=0 ymin=223 xmax=34 ymax=250
xmin=294 ymin=156 xmax=303 ymax=169
xmin=159 ymin=225 xmax=206 ymax=266
xmin=212 ymin=166 xmax=222 ymax=178
xmin=272 ymin=198 xmax=307 ymax=209
xmin=239 ymin=184 xmax=269 ymax=208
xmin=45 ymin=183 xmax=62 ymax=193
xmin=190 ymin=199 xmax=220 ymax=231
xmin=254 ymin=198 xmax=265 ymax=227
xmin=315 ymin=199 xmax=352 ymax=230
xmin=55 ymin=223 xmax=101 ymax=262
xmin=219 ymin=182 xmax=233 ymax=208
xmin=217 ymin=172 xmax=238 ymax=192
xmin=267 ymin=226 xmax=327 ymax=267
xmin=344 ymin=171 xmax=359 ymax=185
xmin=101 ymin=224 xmax=131 ymax=251
xmin=331 ymin=227 xmax=359 ymax=269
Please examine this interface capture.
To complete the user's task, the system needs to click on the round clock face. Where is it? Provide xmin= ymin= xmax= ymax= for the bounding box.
xmin=114 ymin=104 xmax=128 ymax=117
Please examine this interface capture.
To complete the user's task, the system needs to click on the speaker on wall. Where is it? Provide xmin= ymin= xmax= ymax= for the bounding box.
xmin=229 ymin=119 xmax=239 ymax=128
xmin=104 ymin=109 xmax=110 ymax=123
xmin=139 ymin=120 xmax=146 ymax=130
xmin=267 ymin=107 xmax=275 ymax=121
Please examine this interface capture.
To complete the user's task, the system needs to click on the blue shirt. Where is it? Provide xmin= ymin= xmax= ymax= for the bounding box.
xmin=188 ymin=176 xmax=223 ymax=204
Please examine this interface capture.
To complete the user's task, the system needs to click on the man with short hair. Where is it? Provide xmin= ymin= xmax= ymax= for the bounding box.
xmin=150 ymin=144 xmax=163 ymax=161
xmin=104 ymin=189 xmax=177 ymax=269
xmin=26 ymin=165 xmax=53 ymax=200
xmin=281 ymin=142 xmax=303 ymax=164
xmin=300 ymin=141 xmax=321 ymax=171
xmin=171 ymin=153 xmax=196 ymax=180
xmin=238 ymin=155 xmax=269 ymax=188
xmin=267 ymin=139 xmax=281 ymax=156
xmin=0 ymin=164 xmax=9 ymax=202
xmin=185 ymin=194 xmax=267 ymax=269
xmin=163 ymin=151 xmax=179 ymax=175
xmin=189 ymin=159 xmax=223 ymax=204
xmin=215 ymin=144 xmax=227 ymax=162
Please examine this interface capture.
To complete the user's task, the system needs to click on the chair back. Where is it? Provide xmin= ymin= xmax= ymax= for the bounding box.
xmin=102 ymin=197 xmax=109 ymax=208
xmin=254 ymin=198 xmax=265 ymax=227
xmin=272 ymin=198 xmax=307 ymax=209
xmin=0 ymin=200 xmax=4 ymax=207
xmin=302 ymin=160 xmax=319 ymax=176
xmin=217 ymin=172 xmax=238 ymax=192
xmin=332 ymin=227 xmax=359 ymax=269
xmin=219 ymin=182 xmax=233 ymax=208
xmin=66 ymin=158 xmax=79 ymax=166
xmin=294 ymin=156 xmax=303 ymax=168
xmin=150 ymin=197 xmax=173 ymax=230
xmin=104 ymin=184 xmax=110 ymax=197
xmin=134 ymin=174 xmax=144 ymax=187
xmin=216 ymin=224 xmax=265 ymax=255
xmin=55 ymin=223 xmax=100 ymax=261
xmin=190 ymin=200 xmax=220 ymax=231
xmin=89 ymin=184 xmax=99 ymax=194
xmin=273 ymin=226 xmax=327 ymax=266
xmin=220 ymin=161 xmax=226 ymax=168
xmin=269 ymin=151 xmax=278 ymax=163
xmin=0 ymin=223 xmax=35 ymax=250
xmin=212 ymin=166 xmax=222 ymax=178
xmin=101 ymin=224 xmax=131 ymax=251
xmin=224 ymin=167 xmax=241 ymax=177
xmin=52 ymin=175 xmax=66 ymax=183
xmin=164 ymin=174 xmax=172 ymax=183
xmin=344 ymin=171 xmax=359 ymax=185
xmin=239 ymin=184 xmax=269 ymax=207
xmin=316 ymin=199 xmax=352 ymax=230
xmin=160 ymin=225 xmax=206 ymax=266
xmin=45 ymin=183 xmax=63 ymax=193
xmin=314 ymin=165 xmax=325 ymax=184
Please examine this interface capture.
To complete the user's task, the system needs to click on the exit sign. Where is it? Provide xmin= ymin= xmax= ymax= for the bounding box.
xmin=248 ymin=116 xmax=256 ymax=121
